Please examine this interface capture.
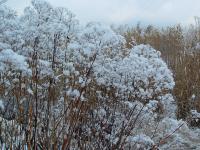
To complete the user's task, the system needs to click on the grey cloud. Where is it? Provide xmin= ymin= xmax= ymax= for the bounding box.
xmin=5 ymin=0 xmax=200 ymax=26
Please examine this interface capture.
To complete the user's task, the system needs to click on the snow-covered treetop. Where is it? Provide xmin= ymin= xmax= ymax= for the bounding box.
xmin=19 ymin=0 xmax=78 ymax=59
xmin=22 ymin=0 xmax=78 ymax=36
xmin=68 ymin=22 xmax=125 ymax=58
xmin=93 ymin=44 xmax=175 ymax=116
xmin=0 ymin=5 xmax=16 ymax=19
xmin=94 ymin=44 xmax=174 ymax=91
xmin=0 ymin=49 xmax=31 ymax=75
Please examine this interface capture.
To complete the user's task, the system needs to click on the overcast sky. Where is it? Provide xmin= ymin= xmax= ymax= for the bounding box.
xmin=5 ymin=0 xmax=200 ymax=26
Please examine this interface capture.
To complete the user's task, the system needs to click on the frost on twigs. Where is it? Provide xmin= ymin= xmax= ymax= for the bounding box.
xmin=93 ymin=44 xmax=175 ymax=116
xmin=0 ymin=49 xmax=31 ymax=75
xmin=0 ymin=0 xmax=199 ymax=149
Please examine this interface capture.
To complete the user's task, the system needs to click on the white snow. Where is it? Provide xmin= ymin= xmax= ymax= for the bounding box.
xmin=0 ymin=100 xmax=4 ymax=110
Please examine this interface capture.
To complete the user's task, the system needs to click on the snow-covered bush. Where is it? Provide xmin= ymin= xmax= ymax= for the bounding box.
xmin=0 ymin=0 xmax=200 ymax=149
xmin=63 ymin=23 xmax=177 ymax=149
xmin=0 ymin=49 xmax=30 ymax=74
xmin=93 ymin=44 xmax=175 ymax=115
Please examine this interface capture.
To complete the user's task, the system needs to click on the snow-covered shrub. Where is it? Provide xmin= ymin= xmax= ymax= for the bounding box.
xmin=0 ymin=0 xmax=200 ymax=149
xmin=69 ymin=22 xmax=125 ymax=57
xmin=0 ymin=5 xmax=22 ymax=51
xmin=63 ymin=23 xmax=177 ymax=149
xmin=93 ymin=44 xmax=175 ymax=116
xmin=126 ymin=134 xmax=154 ymax=149
xmin=0 ymin=49 xmax=30 ymax=74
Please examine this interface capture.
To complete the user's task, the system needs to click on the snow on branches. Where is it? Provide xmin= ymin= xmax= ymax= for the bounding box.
xmin=0 ymin=0 xmax=199 ymax=149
